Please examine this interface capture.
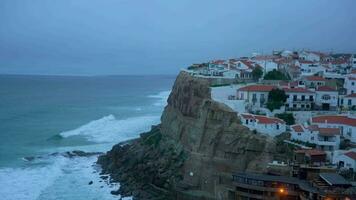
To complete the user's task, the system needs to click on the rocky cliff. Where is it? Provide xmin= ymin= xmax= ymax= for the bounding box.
xmin=98 ymin=71 xmax=279 ymax=199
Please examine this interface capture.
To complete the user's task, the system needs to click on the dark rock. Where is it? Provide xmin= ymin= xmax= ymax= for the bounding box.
xmin=88 ymin=181 xmax=93 ymax=185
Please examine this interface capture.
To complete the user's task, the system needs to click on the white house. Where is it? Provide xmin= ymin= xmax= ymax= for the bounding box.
xmin=333 ymin=151 xmax=356 ymax=170
xmin=344 ymin=74 xmax=356 ymax=95
xmin=290 ymin=124 xmax=341 ymax=151
xmin=311 ymin=115 xmax=356 ymax=143
xmin=315 ymin=86 xmax=339 ymax=111
xmin=283 ymin=87 xmax=315 ymax=111
xmin=250 ymin=55 xmax=279 ymax=73
xmin=299 ymin=51 xmax=322 ymax=62
xmin=297 ymin=60 xmax=325 ymax=76
xmin=236 ymin=85 xmax=276 ymax=108
xmin=302 ymin=76 xmax=327 ymax=88
xmin=342 ymin=93 xmax=356 ymax=110
xmin=240 ymin=113 xmax=286 ymax=137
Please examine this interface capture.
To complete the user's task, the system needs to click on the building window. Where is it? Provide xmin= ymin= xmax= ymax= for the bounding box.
xmin=301 ymin=95 xmax=305 ymax=101
xmin=309 ymin=95 xmax=314 ymax=101
xmin=311 ymin=137 xmax=314 ymax=140
xmin=306 ymin=104 xmax=310 ymax=108
xmin=348 ymin=99 xmax=352 ymax=106
xmin=352 ymin=82 xmax=355 ymax=86
xmin=293 ymin=104 xmax=297 ymax=108
xmin=322 ymin=95 xmax=331 ymax=100
xmin=341 ymin=99 xmax=344 ymax=105
xmin=301 ymin=104 xmax=305 ymax=108
xmin=298 ymin=133 xmax=301 ymax=136
xmin=246 ymin=119 xmax=248 ymax=125
xmin=293 ymin=95 xmax=297 ymax=101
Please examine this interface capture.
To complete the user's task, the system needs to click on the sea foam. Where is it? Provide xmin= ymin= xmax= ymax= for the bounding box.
xmin=59 ymin=115 xmax=160 ymax=143
xmin=148 ymin=90 xmax=171 ymax=106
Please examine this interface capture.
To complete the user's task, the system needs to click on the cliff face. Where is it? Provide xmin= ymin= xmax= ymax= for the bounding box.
xmin=98 ymin=71 xmax=277 ymax=199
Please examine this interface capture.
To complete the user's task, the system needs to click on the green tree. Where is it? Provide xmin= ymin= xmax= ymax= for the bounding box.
xmin=252 ymin=67 xmax=263 ymax=81
xmin=275 ymin=113 xmax=295 ymax=125
xmin=267 ymin=88 xmax=287 ymax=111
xmin=264 ymin=69 xmax=289 ymax=80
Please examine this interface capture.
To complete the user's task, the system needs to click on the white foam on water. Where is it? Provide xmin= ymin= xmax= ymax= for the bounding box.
xmin=0 ymin=155 xmax=132 ymax=200
xmin=148 ymin=90 xmax=171 ymax=107
xmin=0 ymin=156 xmax=67 ymax=200
xmin=59 ymin=114 xmax=160 ymax=143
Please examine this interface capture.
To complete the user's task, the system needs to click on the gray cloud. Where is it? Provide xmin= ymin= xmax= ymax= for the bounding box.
xmin=0 ymin=0 xmax=355 ymax=75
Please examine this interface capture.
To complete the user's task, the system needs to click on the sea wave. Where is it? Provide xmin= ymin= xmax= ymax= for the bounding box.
xmin=148 ymin=90 xmax=171 ymax=107
xmin=0 ymin=155 xmax=126 ymax=200
xmin=59 ymin=115 xmax=160 ymax=143
xmin=0 ymin=156 xmax=67 ymax=200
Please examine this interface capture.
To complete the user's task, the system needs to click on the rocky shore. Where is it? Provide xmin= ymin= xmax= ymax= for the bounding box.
xmin=98 ymin=71 xmax=282 ymax=199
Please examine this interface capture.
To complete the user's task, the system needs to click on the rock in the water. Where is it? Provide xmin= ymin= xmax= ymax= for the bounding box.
xmin=88 ymin=181 xmax=93 ymax=185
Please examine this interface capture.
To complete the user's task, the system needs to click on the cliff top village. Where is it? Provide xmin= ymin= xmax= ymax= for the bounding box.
xmin=185 ymin=49 xmax=356 ymax=200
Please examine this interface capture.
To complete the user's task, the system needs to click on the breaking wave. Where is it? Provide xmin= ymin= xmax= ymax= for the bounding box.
xmin=148 ymin=90 xmax=171 ymax=107
xmin=59 ymin=115 xmax=160 ymax=143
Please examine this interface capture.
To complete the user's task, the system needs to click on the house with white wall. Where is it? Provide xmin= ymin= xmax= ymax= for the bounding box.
xmin=236 ymin=85 xmax=276 ymax=108
xmin=315 ymin=86 xmax=339 ymax=111
xmin=341 ymin=93 xmax=356 ymax=110
xmin=290 ymin=124 xmax=341 ymax=151
xmin=299 ymin=51 xmax=323 ymax=62
xmin=344 ymin=74 xmax=356 ymax=95
xmin=297 ymin=60 xmax=325 ymax=76
xmin=311 ymin=115 xmax=356 ymax=143
xmin=283 ymin=87 xmax=315 ymax=111
xmin=302 ymin=76 xmax=327 ymax=88
xmin=240 ymin=113 xmax=286 ymax=137
xmin=333 ymin=151 xmax=356 ymax=170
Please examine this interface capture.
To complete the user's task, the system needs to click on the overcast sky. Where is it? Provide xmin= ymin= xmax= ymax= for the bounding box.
xmin=0 ymin=0 xmax=356 ymax=75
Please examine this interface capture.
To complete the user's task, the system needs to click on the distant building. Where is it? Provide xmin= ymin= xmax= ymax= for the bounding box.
xmin=334 ymin=151 xmax=356 ymax=171
xmin=290 ymin=124 xmax=341 ymax=151
xmin=302 ymin=76 xmax=326 ymax=88
xmin=311 ymin=115 xmax=356 ymax=143
xmin=341 ymin=93 xmax=356 ymax=110
xmin=231 ymin=172 xmax=353 ymax=200
xmin=240 ymin=113 xmax=286 ymax=137
xmin=236 ymin=85 xmax=276 ymax=108
xmin=344 ymin=73 xmax=356 ymax=95
xmin=283 ymin=87 xmax=315 ymax=111
xmin=299 ymin=51 xmax=322 ymax=62
xmin=315 ymin=86 xmax=339 ymax=110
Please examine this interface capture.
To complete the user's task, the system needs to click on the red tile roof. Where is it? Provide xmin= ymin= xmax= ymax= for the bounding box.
xmin=312 ymin=115 xmax=356 ymax=127
xmin=345 ymin=151 xmax=356 ymax=160
xmin=299 ymin=60 xmax=315 ymax=64
xmin=283 ymin=87 xmax=314 ymax=93
xmin=345 ymin=93 xmax=356 ymax=98
xmin=318 ymin=128 xmax=340 ymax=136
xmin=305 ymin=76 xmax=326 ymax=81
xmin=307 ymin=125 xmax=319 ymax=131
xmin=238 ymin=85 xmax=276 ymax=92
xmin=255 ymin=115 xmax=285 ymax=124
xmin=316 ymin=86 xmax=337 ymax=92
xmin=241 ymin=114 xmax=255 ymax=120
xmin=240 ymin=60 xmax=255 ymax=69
xmin=295 ymin=149 xmax=326 ymax=156
xmin=291 ymin=124 xmax=304 ymax=132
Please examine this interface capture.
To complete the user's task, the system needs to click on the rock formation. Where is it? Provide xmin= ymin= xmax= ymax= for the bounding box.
xmin=98 ymin=71 xmax=278 ymax=199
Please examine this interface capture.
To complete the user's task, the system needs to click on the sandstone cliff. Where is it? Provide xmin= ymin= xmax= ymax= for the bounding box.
xmin=98 ymin=71 xmax=279 ymax=199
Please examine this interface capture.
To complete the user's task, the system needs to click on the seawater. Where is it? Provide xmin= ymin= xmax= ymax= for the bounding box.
xmin=0 ymin=74 xmax=175 ymax=200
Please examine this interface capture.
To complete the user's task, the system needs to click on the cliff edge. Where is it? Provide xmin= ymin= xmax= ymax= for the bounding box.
xmin=98 ymin=71 xmax=278 ymax=199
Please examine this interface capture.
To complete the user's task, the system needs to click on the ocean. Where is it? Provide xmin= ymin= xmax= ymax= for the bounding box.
xmin=0 ymin=74 xmax=175 ymax=200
